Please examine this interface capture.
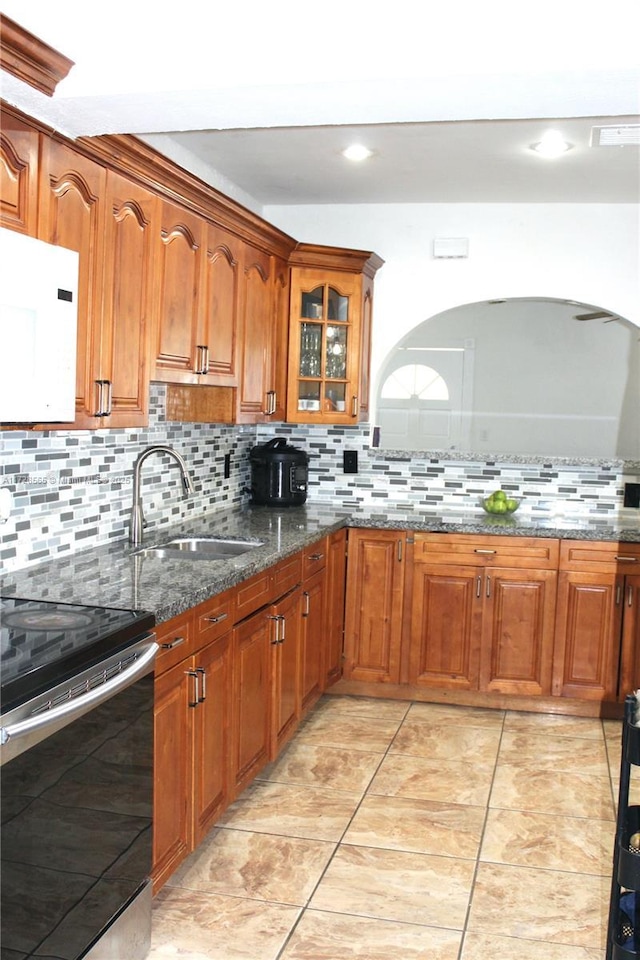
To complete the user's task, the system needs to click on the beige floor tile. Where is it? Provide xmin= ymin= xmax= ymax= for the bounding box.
xmin=218 ymin=780 xmax=361 ymax=841
xmin=467 ymin=862 xmax=609 ymax=949
xmin=293 ymin=712 xmax=402 ymax=752
xmin=406 ymin=701 xmax=505 ymax=728
xmin=343 ymin=793 xmax=486 ymax=859
xmin=490 ymin=764 xmax=615 ymax=820
xmin=258 ymin=742 xmax=383 ymax=794
xmin=309 ymin=844 xmax=475 ymax=929
xmin=603 ymin=718 xmax=623 ymax=741
xmin=390 ymin=719 xmax=502 ymax=765
xmin=461 ymin=931 xmax=603 ymax=959
xmin=504 ymin=711 xmax=605 ymax=740
xmin=606 ymin=736 xmax=623 ymax=775
xmin=314 ymin=695 xmax=412 ymax=721
xmin=280 ymin=909 xmax=462 ymax=959
xmin=149 ymin=887 xmax=300 ymax=960
xmin=480 ymin=807 xmax=614 ymax=875
xmin=166 ymin=828 xmax=335 ymax=906
xmin=498 ymin=731 xmax=609 ymax=776
xmin=369 ymin=753 xmax=495 ymax=807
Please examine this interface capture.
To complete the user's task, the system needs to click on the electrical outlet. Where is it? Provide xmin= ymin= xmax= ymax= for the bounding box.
xmin=624 ymin=482 xmax=640 ymax=508
xmin=224 ymin=453 xmax=231 ymax=479
xmin=343 ymin=450 xmax=358 ymax=474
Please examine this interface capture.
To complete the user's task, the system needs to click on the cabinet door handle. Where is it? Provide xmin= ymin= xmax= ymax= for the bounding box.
xmin=204 ymin=613 xmax=228 ymax=624
xmin=486 ymin=574 xmax=491 ymax=598
xmin=186 ymin=669 xmax=199 ymax=707
xmin=265 ymin=390 xmax=276 ymax=415
xmin=629 ymin=585 xmax=634 ymax=608
xmin=616 ymin=583 xmax=622 ymax=606
xmin=194 ymin=345 xmax=208 ymax=375
xmin=476 ymin=575 xmax=482 ymax=599
xmin=196 ymin=666 xmax=206 ymax=702
xmin=616 ymin=556 xmax=638 ymax=563
xmin=267 ymin=614 xmax=281 ymax=644
xmin=474 ymin=548 xmax=496 ymax=554
xmin=279 ymin=614 xmax=286 ymax=644
xmin=398 ymin=540 xmax=403 ymax=562
xmin=94 ymin=379 xmax=112 ymax=417
xmin=161 ymin=635 xmax=186 ymax=650
xmin=302 ymin=591 xmax=310 ymax=617
xmin=351 ymin=395 xmax=358 ymax=417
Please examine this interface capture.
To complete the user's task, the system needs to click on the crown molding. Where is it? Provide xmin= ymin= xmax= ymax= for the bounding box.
xmin=0 ymin=14 xmax=74 ymax=96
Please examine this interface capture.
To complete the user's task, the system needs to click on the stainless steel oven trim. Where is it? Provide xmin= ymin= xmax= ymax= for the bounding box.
xmin=0 ymin=635 xmax=157 ymax=764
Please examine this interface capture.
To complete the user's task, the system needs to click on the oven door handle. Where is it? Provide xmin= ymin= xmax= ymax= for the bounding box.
xmin=1 ymin=641 xmax=158 ymax=751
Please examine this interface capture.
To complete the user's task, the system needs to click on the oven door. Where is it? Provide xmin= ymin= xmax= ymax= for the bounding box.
xmin=0 ymin=637 xmax=157 ymax=960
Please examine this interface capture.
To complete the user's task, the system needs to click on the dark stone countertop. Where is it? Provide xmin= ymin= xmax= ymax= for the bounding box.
xmin=2 ymin=501 xmax=639 ymax=624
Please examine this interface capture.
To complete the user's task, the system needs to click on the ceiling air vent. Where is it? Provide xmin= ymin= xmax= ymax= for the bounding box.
xmin=590 ymin=124 xmax=640 ymax=147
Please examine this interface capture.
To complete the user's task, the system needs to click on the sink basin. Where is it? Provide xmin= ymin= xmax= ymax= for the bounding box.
xmin=135 ymin=537 xmax=264 ymax=561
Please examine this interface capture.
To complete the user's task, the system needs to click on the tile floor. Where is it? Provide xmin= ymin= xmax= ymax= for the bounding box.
xmin=148 ymin=695 xmax=631 ymax=959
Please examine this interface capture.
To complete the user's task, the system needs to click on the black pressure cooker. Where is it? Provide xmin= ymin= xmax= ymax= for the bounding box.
xmin=249 ymin=437 xmax=309 ymax=506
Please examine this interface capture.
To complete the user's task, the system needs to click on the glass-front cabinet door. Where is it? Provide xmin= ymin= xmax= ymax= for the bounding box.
xmin=288 ymin=269 xmax=362 ymax=422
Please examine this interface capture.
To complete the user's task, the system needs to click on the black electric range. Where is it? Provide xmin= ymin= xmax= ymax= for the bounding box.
xmin=0 ymin=596 xmax=156 ymax=714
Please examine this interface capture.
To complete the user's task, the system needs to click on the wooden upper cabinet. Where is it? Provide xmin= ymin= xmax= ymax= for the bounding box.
xmin=0 ymin=110 xmax=39 ymax=234
xmin=236 ymin=243 xmax=277 ymax=422
xmin=199 ymin=224 xmax=242 ymax=384
xmin=286 ymin=245 xmax=384 ymax=424
xmin=99 ymin=171 xmax=158 ymax=426
xmin=38 ymin=137 xmax=106 ymax=427
xmin=153 ymin=199 xmax=205 ymax=383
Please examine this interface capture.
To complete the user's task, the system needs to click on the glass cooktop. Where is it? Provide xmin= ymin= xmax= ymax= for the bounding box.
xmin=0 ymin=597 xmax=155 ymax=713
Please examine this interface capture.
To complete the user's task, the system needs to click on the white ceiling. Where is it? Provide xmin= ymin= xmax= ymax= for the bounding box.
xmin=1 ymin=0 xmax=639 ymax=206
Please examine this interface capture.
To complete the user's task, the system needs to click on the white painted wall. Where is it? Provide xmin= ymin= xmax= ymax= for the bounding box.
xmin=264 ymin=202 xmax=640 ymax=400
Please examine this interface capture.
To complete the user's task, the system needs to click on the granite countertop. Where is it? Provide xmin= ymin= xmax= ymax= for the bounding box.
xmin=2 ymin=501 xmax=639 ymax=624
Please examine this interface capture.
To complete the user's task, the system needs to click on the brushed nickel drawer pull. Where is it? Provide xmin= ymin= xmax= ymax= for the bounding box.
xmin=196 ymin=666 xmax=206 ymax=701
xmin=204 ymin=613 xmax=228 ymax=624
xmin=186 ymin=669 xmax=199 ymax=707
xmin=615 ymin=556 xmax=638 ymax=563
xmin=308 ymin=553 xmax=324 ymax=562
xmin=474 ymin=549 xmax=497 ymax=554
xmin=161 ymin=636 xmax=186 ymax=650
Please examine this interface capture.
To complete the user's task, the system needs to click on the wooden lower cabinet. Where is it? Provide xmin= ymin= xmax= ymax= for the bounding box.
xmin=325 ymin=528 xmax=347 ymax=688
xmin=230 ymin=607 xmax=274 ymax=797
xmin=343 ymin=529 xmax=407 ymax=683
xmin=409 ymin=563 xmax=482 ymax=691
xmin=409 ymin=560 xmax=557 ymax=697
xmin=553 ymin=541 xmax=640 ymax=703
xmin=152 ymin=595 xmax=233 ymax=893
xmin=271 ymin=585 xmax=303 ymax=755
xmin=620 ymin=574 xmax=640 ymax=697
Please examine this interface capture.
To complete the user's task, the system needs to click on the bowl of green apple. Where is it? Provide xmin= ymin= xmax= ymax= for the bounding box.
xmin=480 ymin=490 xmax=521 ymax=515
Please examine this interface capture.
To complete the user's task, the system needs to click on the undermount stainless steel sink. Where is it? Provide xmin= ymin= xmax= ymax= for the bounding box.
xmin=135 ymin=537 xmax=264 ymax=561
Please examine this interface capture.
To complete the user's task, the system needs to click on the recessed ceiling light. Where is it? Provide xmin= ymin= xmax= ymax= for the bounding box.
xmin=342 ymin=144 xmax=373 ymax=162
xmin=530 ymin=129 xmax=573 ymax=158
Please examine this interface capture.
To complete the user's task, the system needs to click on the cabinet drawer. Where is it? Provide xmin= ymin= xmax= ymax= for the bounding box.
xmin=194 ymin=589 xmax=235 ymax=645
xmin=303 ymin=538 xmax=328 ymax=579
xmin=272 ymin=551 xmax=303 ymax=596
xmin=413 ymin=533 xmax=559 ymax=569
xmin=560 ymin=539 xmax=640 ymax=573
xmin=154 ymin=611 xmax=195 ymax=675
xmin=234 ymin=569 xmax=273 ymax=622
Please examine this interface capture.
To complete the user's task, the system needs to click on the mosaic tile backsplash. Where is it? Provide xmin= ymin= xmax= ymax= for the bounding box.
xmin=1 ymin=384 xmax=638 ymax=573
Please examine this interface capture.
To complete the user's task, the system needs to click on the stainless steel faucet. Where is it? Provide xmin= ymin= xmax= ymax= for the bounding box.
xmin=129 ymin=445 xmax=195 ymax=546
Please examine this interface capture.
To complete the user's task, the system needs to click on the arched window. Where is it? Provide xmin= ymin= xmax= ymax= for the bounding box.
xmin=380 ymin=363 xmax=449 ymax=401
